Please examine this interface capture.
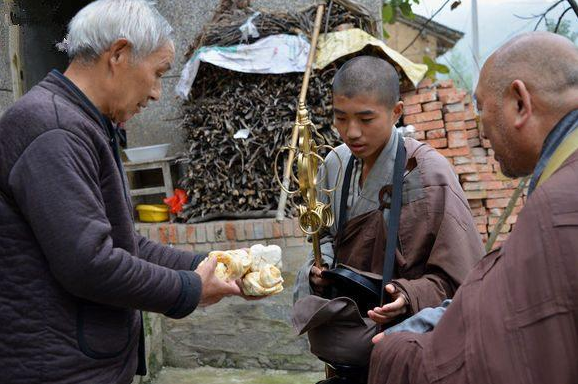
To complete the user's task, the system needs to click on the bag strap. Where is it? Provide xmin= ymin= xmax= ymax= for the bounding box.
xmin=332 ymin=155 xmax=355 ymax=269
xmin=380 ymin=134 xmax=406 ymax=306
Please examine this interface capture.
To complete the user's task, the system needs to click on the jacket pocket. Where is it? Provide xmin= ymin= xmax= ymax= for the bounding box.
xmin=76 ymin=301 xmax=133 ymax=359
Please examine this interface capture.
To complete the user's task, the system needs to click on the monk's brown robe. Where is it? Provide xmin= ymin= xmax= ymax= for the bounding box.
xmin=295 ymin=132 xmax=485 ymax=315
xmin=369 ymin=150 xmax=578 ymax=384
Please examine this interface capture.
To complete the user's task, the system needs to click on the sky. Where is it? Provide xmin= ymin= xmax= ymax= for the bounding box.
xmin=407 ymin=0 xmax=577 ymax=87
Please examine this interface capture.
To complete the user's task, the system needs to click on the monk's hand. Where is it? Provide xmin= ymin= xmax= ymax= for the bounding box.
xmin=368 ymin=284 xmax=408 ymax=324
xmin=310 ymin=265 xmax=331 ymax=294
xmin=195 ymin=255 xmax=242 ymax=307
xmin=372 ymin=332 xmax=386 ymax=344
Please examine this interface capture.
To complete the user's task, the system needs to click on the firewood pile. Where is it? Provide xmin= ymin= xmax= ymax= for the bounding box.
xmin=178 ymin=1 xmax=376 ymax=222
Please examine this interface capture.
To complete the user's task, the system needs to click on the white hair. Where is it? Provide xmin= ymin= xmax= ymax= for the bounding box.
xmin=57 ymin=0 xmax=173 ymax=62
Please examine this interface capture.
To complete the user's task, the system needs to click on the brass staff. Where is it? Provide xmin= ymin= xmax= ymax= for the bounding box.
xmin=275 ymin=3 xmax=341 ymax=268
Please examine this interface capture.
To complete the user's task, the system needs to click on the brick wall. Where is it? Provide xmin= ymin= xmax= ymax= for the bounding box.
xmin=135 ymin=218 xmax=307 ymax=253
xmin=403 ymin=78 xmax=527 ymax=249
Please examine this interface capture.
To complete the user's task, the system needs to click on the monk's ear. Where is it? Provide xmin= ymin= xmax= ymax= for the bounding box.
xmin=509 ymin=80 xmax=532 ymax=130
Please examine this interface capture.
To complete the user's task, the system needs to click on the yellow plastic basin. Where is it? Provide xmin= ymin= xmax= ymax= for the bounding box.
xmin=136 ymin=204 xmax=169 ymax=222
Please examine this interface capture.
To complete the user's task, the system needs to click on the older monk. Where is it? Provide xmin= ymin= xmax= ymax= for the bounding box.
xmin=368 ymin=31 xmax=578 ymax=384
xmin=0 ymin=1 xmax=242 ymax=383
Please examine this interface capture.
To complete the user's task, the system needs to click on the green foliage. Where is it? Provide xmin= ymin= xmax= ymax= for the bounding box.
xmin=423 ymin=55 xmax=450 ymax=80
xmin=382 ymin=0 xmax=420 ymax=24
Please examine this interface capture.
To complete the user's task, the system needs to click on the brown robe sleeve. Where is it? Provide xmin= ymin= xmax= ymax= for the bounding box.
xmin=393 ymin=144 xmax=484 ymax=314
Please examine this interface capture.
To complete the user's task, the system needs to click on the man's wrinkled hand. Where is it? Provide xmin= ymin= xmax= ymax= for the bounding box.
xmin=368 ymin=284 xmax=408 ymax=324
xmin=195 ymin=255 xmax=242 ymax=307
xmin=309 ymin=265 xmax=330 ymax=294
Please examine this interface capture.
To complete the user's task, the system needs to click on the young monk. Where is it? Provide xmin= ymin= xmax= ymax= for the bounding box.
xmin=292 ymin=56 xmax=484 ymax=381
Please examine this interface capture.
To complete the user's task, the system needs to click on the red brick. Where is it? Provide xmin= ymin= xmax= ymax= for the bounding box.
xmin=464 ymin=110 xmax=477 ymax=120
xmin=487 ymin=189 xmax=515 ymax=199
xmin=413 ymin=131 xmax=425 ymax=140
xmin=413 ymin=120 xmax=445 ymax=131
xmin=426 ymin=128 xmax=446 ymax=139
xmin=463 ymin=182 xmax=484 ymax=191
xmin=402 ymin=91 xmax=437 ymax=105
xmin=418 ymin=87 xmax=436 ymax=94
xmin=477 ymin=223 xmax=488 ymax=233
xmin=483 ymin=181 xmax=505 ymax=190
xmin=453 ymin=156 xmax=472 ymax=165
xmin=448 ymin=131 xmax=467 ymax=148
xmin=272 ymin=222 xmax=283 ymax=238
xmin=444 ymin=111 xmax=467 ymax=122
xmin=464 ymin=119 xmax=478 ymax=129
xmin=466 ymin=128 xmax=480 ymax=139
xmin=445 ymin=121 xmax=466 ymax=131
xmin=418 ymin=78 xmax=434 ymax=88
xmin=235 ymin=221 xmax=246 ymax=241
xmin=403 ymin=110 xmax=443 ymax=125
xmin=474 ymin=215 xmax=488 ymax=225
xmin=403 ymin=104 xmax=422 ymax=115
xmin=425 ymin=138 xmax=447 ymax=148
xmin=437 ymin=79 xmax=454 ymax=88
xmin=479 ymin=172 xmax=497 ymax=181
xmin=467 ymin=138 xmax=481 ymax=147
xmin=177 ymin=225 xmax=187 ymax=243
xmin=439 ymin=92 xmax=465 ymax=104
xmin=477 ymin=164 xmax=494 ymax=173
xmin=482 ymin=138 xmax=492 ymax=148
xmin=443 ymin=102 xmax=465 ymax=114
xmin=283 ymin=219 xmax=293 ymax=237
xmin=225 ymin=222 xmax=236 ymax=240
xmin=158 ymin=225 xmax=175 ymax=244
xmin=471 ymin=147 xmax=487 ymax=157
xmin=422 ymin=101 xmax=443 ymax=111
xmin=486 ymin=198 xmax=512 ymax=208
xmin=453 ymin=164 xmax=478 ymax=174
xmin=244 ymin=221 xmax=254 ymax=240
xmin=461 ymin=173 xmax=480 ymax=182
xmin=489 ymin=214 xmax=518 ymax=225
xmin=438 ymin=146 xmax=470 ymax=157
xmin=470 ymin=206 xmax=486 ymax=215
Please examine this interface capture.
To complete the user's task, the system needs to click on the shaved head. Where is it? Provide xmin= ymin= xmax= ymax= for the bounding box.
xmin=332 ymin=56 xmax=400 ymax=108
xmin=481 ymin=31 xmax=578 ymax=108
xmin=476 ymin=31 xmax=578 ymax=178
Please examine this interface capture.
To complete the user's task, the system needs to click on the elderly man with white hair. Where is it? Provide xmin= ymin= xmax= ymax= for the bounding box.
xmin=0 ymin=1 xmax=242 ymax=383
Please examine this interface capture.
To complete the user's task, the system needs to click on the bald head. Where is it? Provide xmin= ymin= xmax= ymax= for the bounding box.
xmin=481 ymin=31 xmax=578 ymax=106
xmin=476 ymin=32 xmax=578 ymax=179
xmin=332 ymin=56 xmax=400 ymax=108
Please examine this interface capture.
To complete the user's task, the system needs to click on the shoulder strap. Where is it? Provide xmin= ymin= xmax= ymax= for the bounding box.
xmin=380 ymin=133 xmax=406 ymax=306
xmin=337 ymin=155 xmax=356 ymax=235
